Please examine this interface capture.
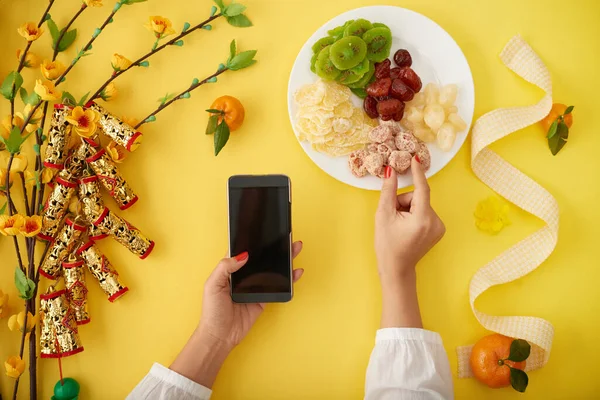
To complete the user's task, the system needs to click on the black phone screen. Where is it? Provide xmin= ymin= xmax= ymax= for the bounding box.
xmin=229 ymin=184 xmax=291 ymax=296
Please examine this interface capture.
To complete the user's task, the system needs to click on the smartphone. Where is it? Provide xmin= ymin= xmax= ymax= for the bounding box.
xmin=228 ymin=175 xmax=293 ymax=303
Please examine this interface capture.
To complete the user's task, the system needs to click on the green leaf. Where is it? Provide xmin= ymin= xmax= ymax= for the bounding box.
xmin=223 ymin=3 xmax=246 ymax=17
xmin=56 ymin=29 xmax=77 ymax=52
xmin=228 ymin=39 xmax=237 ymax=64
xmin=138 ymin=60 xmax=150 ymax=67
xmin=509 ymin=367 xmax=528 ymax=393
xmin=548 ymin=121 xmax=569 ymax=155
xmin=564 ymin=105 xmax=574 ymax=115
xmin=78 ymin=91 xmax=90 ymax=106
xmin=47 ymin=17 xmax=59 ymax=43
xmin=207 ymin=77 xmax=217 ymax=83
xmin=19 ymin=87 xmax=28 ymax=104
xmin=213 ymin=0 xmax=225 ymax=11
xmin=19 ymin=87 xmax=40 ymax=106
xmin=227 ymin=50 xmax=257 ymax=71
xmin=0 ymin=202 xmax=6 ymax=215
xmin=351 ymin=88 xmax=368 ymax=99
xmin=214 ymin=120 xmax=230 ymax=156
xmin=182 ymin=22 xmax=191 ymax=32
xmin=145 ymin=115 xmax=156 ymax=123
xmin=206 ymin=108 xmax=224 ymax=114
xmin=121 ymin=0 xmax=147 ymax=4
xmin=0 ymin=127 xmax=28 ymax=154
xmin=508 ymin=339 xmax=531 ymax=362
xmin=202 ymin=24 xmax=212 ymax=31
xmin=62 ymin=91 xmax=77 ymax=106
xmin=1 ymin=71 xmax=23 ymax=100
xmin=33 ymin=143 xmax=41 ymax=155
xmin=226 ymin=14 xmax=253 ymax=28
xmin=14 ymin=267 xmax=36 ymax=300
xmin=210 ymin=5 xmax=217 ymax=16
xmin=206 ymin=115 xmax=218 ymax=135
xmin=546 ymin=120 xmax=558 ymax=139
xmin=158 ymin=93 xmax=175 ymax=105
xmin=181 ymin=92 xmax=190 ymax=99
xmin=174 ymin=40 xmax=184 ymax=47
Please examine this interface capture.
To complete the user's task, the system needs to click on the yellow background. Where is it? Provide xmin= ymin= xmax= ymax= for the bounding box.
xmin=1 ymin=0 xmax=599 ymax=398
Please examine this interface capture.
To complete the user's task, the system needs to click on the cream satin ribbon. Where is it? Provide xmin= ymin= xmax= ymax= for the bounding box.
xmin=456 ymin=35 xmax=558 ymax=378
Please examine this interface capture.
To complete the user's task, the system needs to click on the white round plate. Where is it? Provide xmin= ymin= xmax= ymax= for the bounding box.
xmin=287 ymin=6 xmax=475 ymax=190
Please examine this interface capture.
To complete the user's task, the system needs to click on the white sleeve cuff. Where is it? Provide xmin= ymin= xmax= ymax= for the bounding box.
xmin=149 ymin=363 xmax=213 ymax=399
xmin=376 ymin=328 xmax=444 ymax=344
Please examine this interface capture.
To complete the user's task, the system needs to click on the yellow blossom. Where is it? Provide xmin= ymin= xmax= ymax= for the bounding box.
xmin=100 ymin=82 xmax=118 ymax=101
xmin=41 ymin=167 xmax=56 ymax=184
xmin=17 ymin=22 xmax=43 ymax=42
xmin=16 ymin=49 xmax=40 ymax=68
xmin=65 ymin=106 xmax=99 ymax=138
xmin=8 ymin=311 xmax=37 ymax=333
xmin=19 ymin=216 xmax=42 ymax=237
xmin=2 ymin=113 xmax=36 ymax=137
xmin=474 ymin=196 xmax=511 ymax=235
xmin=5 ymin=356 xmax=25 ymax=379
xmin=0 ymin=290 xmax=9 ymax=318
xmin=106 ymin=141 xmax=127 ymax=163
xmin=0 ymin=215 xmax=25 ymax=236
xmin=83 ymin=0 xmax=103 ymax=6
xmin=24 ymin=104 xmax=43 ymax=125
xmin=145 ymin=16 xmax=175 ymax=38
xmin=111 ymin=54 xmax=132 ymax=71
xmin=23 ymin=170 xmax=35 ymax=188
xmin=34 ymin=79 xmax=61 ymax=101
xmin=0 ymin=168 xmax=14 ymax=193
xmin=40 ymin=59 xmax=66 ymax=81
xmin=9 ymin=155 xmax=29 ymax=173
xmin=122 ymin=116 xmax=141 ymax=131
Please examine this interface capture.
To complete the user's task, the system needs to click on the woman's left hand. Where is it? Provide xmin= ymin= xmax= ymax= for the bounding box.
xmin=198 ymin=242 xmax=305 ymax=351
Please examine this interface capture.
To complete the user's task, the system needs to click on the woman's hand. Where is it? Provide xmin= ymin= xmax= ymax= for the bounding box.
xmin=170 ymin=244 xmax=304 ymax=388
xmin=375 ymin=158 xmax=445 ymax=328
xmin=198 ymin=243 xmax=304 ymax=350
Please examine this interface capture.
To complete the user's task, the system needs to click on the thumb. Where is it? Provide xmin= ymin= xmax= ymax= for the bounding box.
xmin=378 ymin=166 xmax=398 ymax=213
xmin=209 ymin=252 xmax=249 ymax=287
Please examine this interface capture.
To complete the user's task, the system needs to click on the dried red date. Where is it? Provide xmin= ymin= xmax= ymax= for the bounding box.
xmin=390 ymin=79 xmax=414 ymax=102
xmin=363 ymin=96 xmax=379 ymax=119
xmin=398 ymin=67 xmax=422 ymax=92
xmin=393 ymin=49 xmax=412 ymax=68
xmin=392 ymin=101 xmax=405 ymax=121
xmin=374 ymin=59 xmax=391 ymax=79
xmin=366 ymin=78 xmax=392 ymax=98
xmin=390 ymin=67 xmax=403 ymax=80
xmin=376 ymin=98 xmax=403 ymax=118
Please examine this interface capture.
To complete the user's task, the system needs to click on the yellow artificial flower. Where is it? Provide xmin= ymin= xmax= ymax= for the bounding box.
xmin=0 ymin=168 xmax=14 ymax=193
xmin=40 ymin=59 xmax=66 ymax=81
xmin=8 ymin=311 xmax=37 ymax=333
xmin=2 ymin=113 xmax=36 ymax=137
xmin=100 ymin=82 xmax=118 ymax=101
xmin=83 ymin=0 xmax=103 ymax=7
xmin=24 ymin=104 xmax=43 ymax=126
xmin=41 ymin=167 xmax=56 ymax=184
xmin=5 ymin=356 xmax=25 ymax=379
xmin=65 ymin=106 xmax=99 ymax=138
xmin=23 ymin=170 xmax=35 ymax=188
xmin=34 ymin=79 xmax=61 ymax=101
xmin=111 ymin=54 xmax=132 ymax=71
xmin=9 ymin=155 xmax=28 ymax=173
xmin=145 ymin=16 xmax=176 ymax=38
xmin=0 ymin=290 xmax=9 ymax=318
xmin=106 ymin=141 xmax=127 ymax=163
xmin=17 ymin=22 xmax=43 ymax=42
xmin=0 ymin=215 xmax=25 ymax=236
xmin=122 ymin=115 xmax=141 ymax=131
xmin=16 ymin=49 xmax=40 ymax=68
xmin=474 ymin=196 xmax=511 ymax=235
xmin=19 ymin=215 xmax=42 ymax=237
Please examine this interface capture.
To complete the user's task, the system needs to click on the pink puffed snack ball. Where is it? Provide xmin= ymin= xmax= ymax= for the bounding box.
xmin=416 ymin=143 xmax=431 ymax=171
xmin=369 ymin=125 xmax=395 ymax=143
xmin=364 ymin=152 xmax=384 ymax=177
xmin=388 ymin=150 xmax=412 ymax=174
xmin=394 ymin=131 xmax=419 ymax=154
xmin=348 ymin=149 xmax=369 ymax=178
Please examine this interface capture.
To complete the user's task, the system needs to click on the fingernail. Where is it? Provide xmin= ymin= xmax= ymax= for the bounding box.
xmin=299 ymin=241 xmax=303 ymax=245
xmin=234 ymin=251 xmax=248 ymax=261
xmin=384 ymin=165 xmax=392 ymax=178
xmin=415 ymin=155 xmax=421 ymax=164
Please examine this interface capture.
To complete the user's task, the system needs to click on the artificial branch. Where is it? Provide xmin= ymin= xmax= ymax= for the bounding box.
xmin=53 ymin=4 xmax=88 ymax=60
xmin=136 ymin=67 xmax=228 ymax=128
xmin=19 ymin=173 xmax=31 ymax=216
xmin=89 ymin=13 xmax=223 ymax=102
xmin=11 ymin=302 xmax=30 ymax=400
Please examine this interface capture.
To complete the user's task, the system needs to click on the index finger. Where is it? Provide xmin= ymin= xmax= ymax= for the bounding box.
xmin=410 ymin=156 xmax=430 ymax=211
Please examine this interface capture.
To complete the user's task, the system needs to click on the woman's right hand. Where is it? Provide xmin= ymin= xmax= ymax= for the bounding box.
xmin=374 ymin=157 xmax=445 ymax=327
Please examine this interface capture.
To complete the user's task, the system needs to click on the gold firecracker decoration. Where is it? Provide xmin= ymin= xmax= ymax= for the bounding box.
xmin=40 ymin=217 xmax=86 ymax=279
xmin=62 ymin=256 xmax=90 ymax=325
xmin=78 ymin=240 xmax=129 ymax=302
xmin=39 ymin=288 xmax=84 ymax=358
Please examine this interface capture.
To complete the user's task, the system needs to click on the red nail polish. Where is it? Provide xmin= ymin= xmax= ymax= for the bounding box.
xmin=234 ymin=251 xmax=248 ymax=261
xmin=415 ymin=155 xmax=421 ymax=164
xmin=384 ymin=165 xmax=392 ymax=178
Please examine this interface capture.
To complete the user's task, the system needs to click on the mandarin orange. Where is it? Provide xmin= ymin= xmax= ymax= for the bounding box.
xmin=470 ymin=334 xmax=526 ymax=388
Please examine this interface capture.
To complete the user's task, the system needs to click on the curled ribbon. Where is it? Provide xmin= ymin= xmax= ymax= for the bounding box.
xmin=457 ymin=35 xmax=558 ymax=378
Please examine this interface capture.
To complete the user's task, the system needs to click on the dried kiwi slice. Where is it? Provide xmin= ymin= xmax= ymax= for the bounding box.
xmin=312 ymin=36 xmax=335 ymax=54
xmin=310 ymin=53 xmax=318 ymax=73
xmin=372 ymin=22 xmax=391 ymax=31
xmin=328 ymin=20 xmax=354 ymax=41
xmin=344 ymin=18 xmax=373 ymax=37
xmin=329 ymin=36 xmax=367 ymax=70
xmin=350 ymin=58 xmax=370 ymax=76
xmin=347 ymin=62 xmax=375 ymax=89
xmin=336 ymin=68 xmax=365 ymax=85
xmin=362 ymin=27 xmax=392 ymax=63
xmin=315 ymin=45 xmax=341 ymax=80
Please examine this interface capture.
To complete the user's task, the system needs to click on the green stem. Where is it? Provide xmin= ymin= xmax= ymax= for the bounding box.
xmin=52 ymin=4 xmax=88 ymax=60
xmin=88 ymin=13 xmax=223 ymax=102
xmin=135 ymin=67 xmax=228 ymax=129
